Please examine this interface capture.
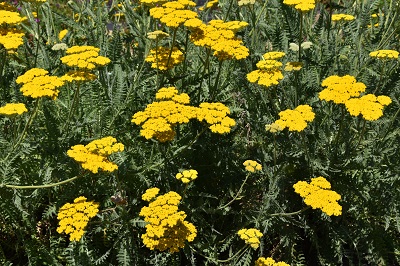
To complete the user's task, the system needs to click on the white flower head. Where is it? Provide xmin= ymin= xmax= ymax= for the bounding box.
xmin=289 ymin=43 xmax=299 ymax=52
xmin=301 ymin=41 xmax=313 ymax=49
xmin=52 ymin=43 xmax=68 ymax=51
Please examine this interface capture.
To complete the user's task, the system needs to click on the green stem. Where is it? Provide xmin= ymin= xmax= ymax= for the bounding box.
xmin=354 ymin=119 xmax=366 ymax=149
xmin=298 ymin=12 xmax=303 ymax=62
xmin=62 ymin=82 xmax=81 ymax=133
xmin=223 ymin=0 xmax=235 ymax=22
xmin=273 ymin=133 xmax=277 ymax=167
xmin=301 ymin=131 xmax=312 ymax=175
xmin=211 ymin=60 xmax=223 ymax=101
xmin=219 ymin=173 xmax=251 ymax=209
xmin=2 ymin=175 xmax=81 ymax=189
xmin=269 ymin=206 xmax=310 ymax=217
xmin=248 ymin=0 xmax=269 ymax=37
xmin=13 ymin=98 xmax=41 ymax=149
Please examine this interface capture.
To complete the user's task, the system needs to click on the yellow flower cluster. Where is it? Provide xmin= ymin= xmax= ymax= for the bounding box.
xmin=147 ymin=30 xmax=169 ymax=40
xmin=293 ymin=176 xmax=342 ymax=216
xmin=238 ymin=0 xmax=256 ymax=6
xmin=58 ymin=29 xmax=68 ymax=41
xmin=0 ymin=103 xmax=28 ymax=117
xmin=197 ymin=102 xmax=236 ymax=134
xmin=284 ymin=61 xmax=303 ymax=71
xmin=61 ymin=70 xmax=97 ymax=82
xmin=57 ymin=196 xmax=99 ymax=241
xmin=237 ymin=228 xmax=263 ymax=249
xmin=369 ymin=49 xmax=399 ymax=59
xmin=145 ymin=46 xmax=184 ymax=70
xmin=149 ymin=0 xmax=198 ymax=28
xmin=16 ymin=68 xmax=64 ymax=100
xmin=265 ymin=122 xmax=284 ymax=133
xmin=243 ymin=160 xmax=262 ymax=172
xmin=247 ymin=51 xmax=285 ymax=88
xmin=331 ymin=14 xmax=355 ymax=22
xmin=283 ymin=0 xmax=315 ymax=12
xmin=204 ymin=0 xmax=218 ymax=9
xmin=132 ymin=87 xmax=235 ymax=142
xmin=176 ymin=169 xmax=198 ymax=183
xmin=274 ymin=104 xmax=315 ymax=132
xmin=61 ymin=46 xmax=111 ymax=70
xmin=319 ymin=75 xmax=366 ymax=104
xmin=344 ymin=94 xmax=391 ymax=121
xmin=142 ymin=187 xmax=160 ymax=201
xmin=188 ymin=20 xmax=249 ymax=60
xmin=139 ymin=190 xmax=197 ymax=253
xmin=0 ymin=7 xmax=26 ymax=53
xmin=67 ymin=136 xmax=124 ymax=173
xmin=255 ymin=257 xmax=290 ymax=266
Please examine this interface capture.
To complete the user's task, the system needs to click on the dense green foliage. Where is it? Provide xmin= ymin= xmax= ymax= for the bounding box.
xmin=1 ymin=0 xmax=400 ymax=265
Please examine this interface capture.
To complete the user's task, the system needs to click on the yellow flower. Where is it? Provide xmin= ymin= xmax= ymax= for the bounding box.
xmin=255 ymin=257 xmax=290 ymax=266
xmin=284 ymin=61 xmax=303 ymax=71
xmin=369 ymin=49 xmax=399 ymax=59
xmin=319 ymin=75 xmax=366 ymax=104
xmin=283 ymin=0 xmax=315 ymax=12
xmin=147 ymin=30 xmax=169 ymax=40
xmin=58 ymin=29 xmax=68 ymax=41
xmin=0 ymin=103 xmax=28 ymax=117
xmin=176 ymin=169 xmax=198 ymax=183
xmin=16 ymin=68 xmax=64 ymax=100
xmin=237 ymin=228 xmax=263 ymax=249
xmin=142 ymin=188 xmax=160 ymax=201
xmin=67 ymin=136 xmax=124 ymax=173
xmin=263 ymin=51 xmax=285 ymax=60
xmin=57 ymin=196 xmax=99 ymax=241
xmin=293 ymin=177 xmax=342 ymax=216
xmin=344 ymin=94 xmax=391 ymax=121
xmin=238 ymin=0 xmax=256 ymax=6
xmin=61 ymin=70 xmax=97 ymax=83
xmin=243 ymin=160 xmax=262 ymax=172
xmin=139 ymin=190 xmax=197 ymax=252
xmin=145 ymin=46 xmax=184 ymax=70
xmin=331 ymin=14 xmax=355 ymax=22
xmin=61 ymin=46 xmax=111 ymax=70
xmin=275 ymin=105 xmax=315 ymax=132
xmin=265 ymin=122 xmax=283 ymax=133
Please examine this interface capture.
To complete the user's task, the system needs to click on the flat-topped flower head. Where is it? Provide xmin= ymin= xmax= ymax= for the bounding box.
xmin=139 ymin=190 xmax=197 ymax=252
xmin=16 ymin=68 xmax=64 ymax=100
xmin=61 ymin=70 xmax=97 ymax=83
xmin=263 ymin=51 xmax=285 ymax=60
xmin=255 ymin=257 xmax=290 ymax=266
xmin=345 ymin=94 xmax=391 ymax=121
xmin=147 ymin=30 xmax=169 ymax=40
xmin=331 ymin=14 xmax=355 ymax=21
xmin=320 ymin=75 xmax=366 ymax=104
xmin=142 ymin=188 xmax=160 ymax=201
xmin=145 ymin=46 xmax=184 ymax=70
xmin=283 ymin=0 xmax=315 ymax=12
xmin=57 ymin=196 xmax=99 ymax=241
xmin=285 ymin=61 xmax=303 ymax=71
xmin=237 ymin=228 xmax=263 ymax=249
xmin=61 ymin=46 xmax=111 ymax=70
xmin=0 ymin=103 xmax=28 ymax=117
xmin=67 ymin=136 xmax=124 ymax=173
xmin=293 ymin=176 xmax=342 ymax=216
xmin=176 ymin=169 xmax=198 ymax=183
xmin=243 ymin=160 xmax=262 ymax=172
xmin=274 ymin=105 xmax=315 ymax=132
xmin=369 ymin=49 xmax=399 ymax=59
xmin=265 ymin=122 xmax=284 ymax=133
xmin=0 ymin=10 xmax=27 ymax=25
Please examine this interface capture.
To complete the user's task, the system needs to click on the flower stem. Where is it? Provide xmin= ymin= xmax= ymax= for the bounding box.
xmin=13 ymin=98 xmax=41 ymax=149
xmin=269 ymin=206 xmax=310 ymax=217
xmin=219 ymin=173 xmax=251 ymax=209
xmin=2 ymin=175 xmax=81 ymax=189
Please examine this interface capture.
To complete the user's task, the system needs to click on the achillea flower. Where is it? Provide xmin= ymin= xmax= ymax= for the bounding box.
xmin=238 ymin=0 xmax=256 ymax=6
xmin=58 ymin=29 xmax=68 ymax=41
xmin=61 ymin=46 xmax=111 ymax=70
xmin=284 ymin=61 xmax=303 ymax=71
xmin=265 ymin=122 xmax=283 ymax=133
xmin=331 ymin=14 xmax=355 ymax=22
xmin=247 ymin=69 xmax=284 ymax=88
xmin=189 ymin=19 xmax=249 ymax=60
xmin=319 ymin=75 xmax=366 ymax=104
xmin=147 ymin=30 xmax=169 ymax=40
xmin=0 ymin=28 xmax=25 ymax=52
xmin=57 ymin=196 xmax=99 ymax=241
xmin=293 ymin=177 xmax=342 ymax=216
xmin=139 ymin=190 xmax=197 ymax=253
xmin=61 ymin=70 xmax=97 ymax=83
xmin=142 ymin=188 xmax=160 ymax=201
xmin=51 ymin=43 xmax=68 ymax=51
xmin=263 ymin=51 xmax=285 ymax=60
xmin=145 ymin=46 xmax=184 ymax=70
xmin=0 ymin=103 xmax=28 ymax=117
xmin=197 ymin=102 xmax=236 ymax=134
xmin=237 ymin=228 xmax=263 ymax=249
xmin=149 ymin=0 xmax=198 ymax=28
xmin=301 ymin=41 xmax=313 ymax=49
xmin=344 ymin=94 xmax=391 ymax=121
xmin=132 ymin=87 xmax=235 ymax=141
xmin=243 ymin=160 xmax=262 ymax=172
xmin=67 ymin=136 xmax=124 ymax=173
xmin=257 ymin=60 xmax=283 ymax=70
xmin=283 ymin=0 xmax=315 ymax=12
xmin=16 ymin=68 xmax=64 ymax=99
xmin=0 ymin=10 xmax=27 ymax=25
xmin=205 ymin=0 xmax=218 ymax=9
xmin=275 ymin=105 xmax=315 ymax=132
xmin=176 ymin=169 xmax=198 ymax=183
xmin=255 ymin=257 xmax=290 ymax=266
xmin=369 ymin=49 xmax=399 ymax=59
